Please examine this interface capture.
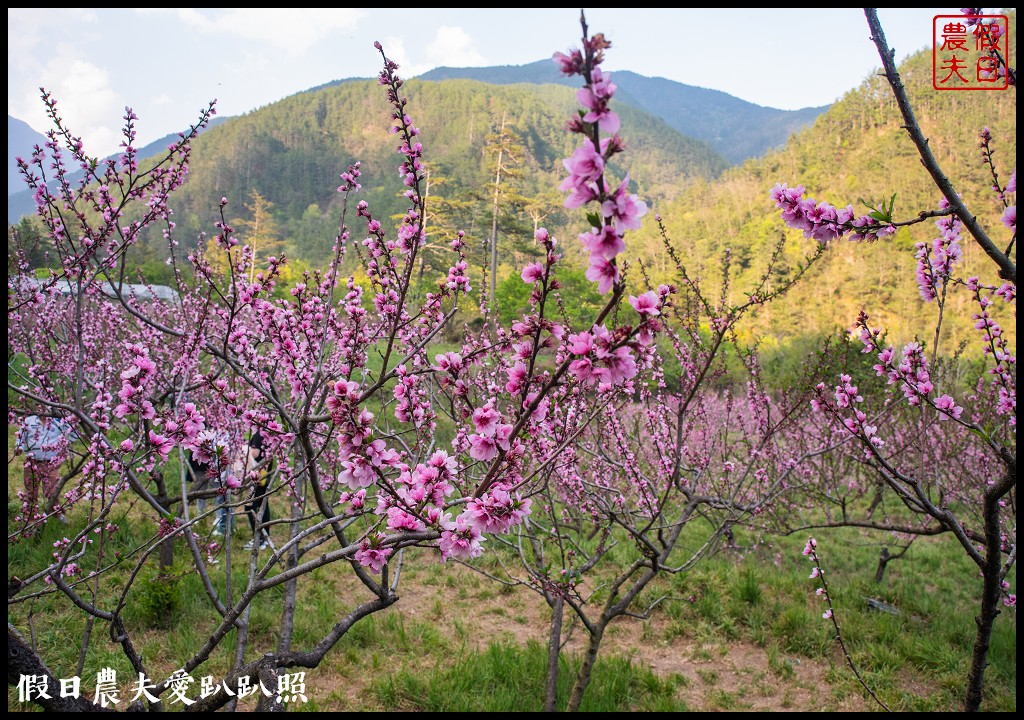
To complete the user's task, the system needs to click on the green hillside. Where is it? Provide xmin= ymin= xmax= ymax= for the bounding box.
xmin=134 ymin=78 xmax=727 ymax=277
xmin=618 ymin=35 xmax=1016 ymax=367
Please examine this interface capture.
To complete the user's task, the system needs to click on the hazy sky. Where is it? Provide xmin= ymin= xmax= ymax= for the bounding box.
xmin=9 ymin=8 xmax=964 ymax=158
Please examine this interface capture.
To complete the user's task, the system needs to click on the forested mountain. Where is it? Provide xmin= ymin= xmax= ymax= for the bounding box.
xmin=10 ymin=31 xmax=1015 ymax=375
xmin=615 ymin=38 xmax=1016 ymax=366
xmin=419 ymin=60 xmax=829 ymax=164
xmin=101 ymin=78 xmax=728 ymax=281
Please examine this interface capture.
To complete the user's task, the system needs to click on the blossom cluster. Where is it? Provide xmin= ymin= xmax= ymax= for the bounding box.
xmin=770 ymin=183 xmax=896 ymax=244
xmin=553 ymin=36 xmax=648 ymax=294
xmin=965 ymin=278 xmax=1016 ymax=427
xmin=915 ymin=201 xmax=963 ymax=302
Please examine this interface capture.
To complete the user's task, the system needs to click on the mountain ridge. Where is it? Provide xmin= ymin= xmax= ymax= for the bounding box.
xmin=418 ymin=59 xmax=829 ymax=164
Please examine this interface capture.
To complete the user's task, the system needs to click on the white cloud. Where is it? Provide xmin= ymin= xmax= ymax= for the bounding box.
xmin=17 ymin=55 xmax=122 ymax=157
xmin=8 ymin=9 xmax=102 ymax=130
xmin=426 ymin=26 xmax=485 ymax=67
xmin=8 ymin=9 xmax=98 ymax=69
xmin=380 ymin=35 xmax=432 ymax=78
xmin=135 ymin=8 xmax=365 ymax=55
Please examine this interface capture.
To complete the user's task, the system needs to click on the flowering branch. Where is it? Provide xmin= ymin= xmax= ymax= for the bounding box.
xmin=803 ymin=537 xmax=890 ymax=711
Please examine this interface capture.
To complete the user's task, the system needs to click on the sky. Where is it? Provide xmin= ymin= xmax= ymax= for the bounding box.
xmin=8 ymin=8 xmax=966 ymax=159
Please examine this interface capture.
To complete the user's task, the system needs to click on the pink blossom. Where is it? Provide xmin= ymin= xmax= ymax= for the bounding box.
xmin=585 ymin=254 xmax=619 ymax=294
xmin=560 ymin=142 xmax=604 ymax=209
xmin=593 ymin=346 xmax=637 ymax=386
xmin=577 ymin=68 xmax=620 ymax=133
xmin=524 ymin=393 xmax=550 ymax=423
xmin=582 ymin=67 xmax=615 ymax=102
xmin=579 ymin=225 xmax=625 ymax=260
xmin=433 ymin=351 xmax=464 ymax=374
xmin=561 ymin=143 xmax=604 ymax=187
xmin=428 ymin=449 xmax=459 ymax=476
xmin=338 ymin=457 xmax=376 ymax=489
xmin=934 ymin=394 xmax=964 ymax=420
xmin=386 ymin=506 xmax=424 ymax=531
xmin=505 ymin=361 xmax=529 ymax=395
xmin=472 ymin=404 xmax=502 ymax=436
xmin=568 ymin=330 xmax=594 ymax=355
xmin=562 ymin=181 xmax=598 ymax=210
xmin=147 ymin=430 xmax=173 ymax=461
xmin=628 ymin=290 xmax=660 ymax=316
xmin=469 ymin=434 xmax=498 ymax=461
xmin=581 ymin=103 xmax=620 ymax=134
xmin=355 ymin=541 xmax=392 ymax=574
xmin=341 ymin=489 xmax=366 ymax=513
xmin=521 ymin=262 xmax=545 ymax=284
xmin=569 ymin=357 xmax=595 ymax=384
xmin=439 ymin=513 xmax=484 ymax=562
xmin=1002 ymin=205 xmax=1015 ymax=232
xmin=769 ymin=182 xmax=806 ymax=208
xmin=465 ymin=487 xmax=532 ymax=534
xmin=551 ymin=49 xmax=583 ymax=76
xmin=602 ymin=175 xmax=648 ymax=232
xmin=494 ymin=424 xmax=513 ymax=451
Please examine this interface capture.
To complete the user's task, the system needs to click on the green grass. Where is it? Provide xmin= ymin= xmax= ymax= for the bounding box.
xmin=7 ymin=420 xmax=1017 ymax=712
xmin=369 ymin=639 xmax=687 ymax=712
xmin=659 ymin=527 xmax=1017 ymax=711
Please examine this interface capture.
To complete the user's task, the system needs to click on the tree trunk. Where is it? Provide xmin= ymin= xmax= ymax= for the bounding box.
xmin=158 ymin=537 xmax=175 ymax=573
xmin=874 ymin=547 xmax=890 ymax=583
xmin=277 ymin=475 xmax=303 ymax=654
xmin=964 ymin=493 xmax=1006 ymax=711
xmin=9 ymin=623 xmax=137 ymax=712
xmin=152 ymin=471 xmax=175 ymax=571
xmin=567 ymin=625 xmax=604 ymax=712
xmin=489 ymin=113 xmax=506 ymax=316
xmin=255 ymin=664 xmax=285 ymax=712
xmin=544 ymin=595 xmax=565 ymax=712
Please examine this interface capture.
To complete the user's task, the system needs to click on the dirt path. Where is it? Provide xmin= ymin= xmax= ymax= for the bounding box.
xmin=334 ymin=554 xmax=872 ymax=712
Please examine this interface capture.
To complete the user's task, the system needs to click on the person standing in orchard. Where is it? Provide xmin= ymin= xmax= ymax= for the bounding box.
xmin=241 ymin=430 xmax=273 ymax=551
xmin=15 ymin=414 xmax=75 ymax=532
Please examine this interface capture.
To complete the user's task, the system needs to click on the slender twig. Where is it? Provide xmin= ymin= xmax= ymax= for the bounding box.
xmin=805 ymin=537 xmax=890 ymax=711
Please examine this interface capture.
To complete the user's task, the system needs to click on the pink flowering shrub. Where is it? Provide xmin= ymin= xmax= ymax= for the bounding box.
xmin=8 ymin=16 xmax=738 ymax=711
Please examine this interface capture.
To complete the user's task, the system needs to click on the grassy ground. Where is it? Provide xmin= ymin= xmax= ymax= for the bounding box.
xmin=7 ymin=424 xmax=1017 ymax=712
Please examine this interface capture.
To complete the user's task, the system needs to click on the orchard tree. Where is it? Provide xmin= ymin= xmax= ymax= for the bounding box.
xmin=447 ymin=20 xmax=836 ymax=711
xmin=767 ymin=9 xmax=1014 ymax=712
xmin=7 ymin=7 xmax=1011 ymax=714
